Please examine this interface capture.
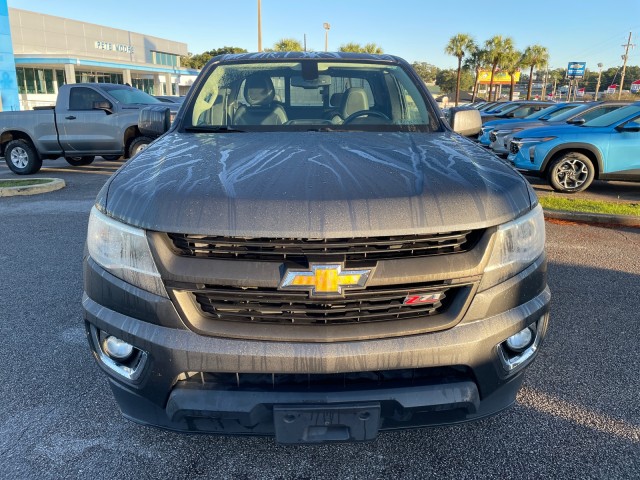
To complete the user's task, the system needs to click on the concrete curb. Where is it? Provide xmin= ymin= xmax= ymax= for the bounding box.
xmin=0 ymin=178 xmax=66 ymax=197
xmin=543 ymin=208 xmax=640 ymax=228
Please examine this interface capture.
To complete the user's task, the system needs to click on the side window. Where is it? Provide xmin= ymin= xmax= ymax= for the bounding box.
xmin=582 ymin=106 xmax=621 ymax=122
xmin=329 ymin=77 xmax=375 ymax=107
xmin=397 ymin=82 xmax=422 ymax=123
xmin=68 ymin=87 xmax=108 ymax=110
xmin=290 ymin=83 xmax=323 ymax=106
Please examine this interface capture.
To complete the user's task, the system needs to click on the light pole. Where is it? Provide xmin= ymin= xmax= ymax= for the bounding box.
xmin=595 ymin=62 xmax=603 ymax=100
xmin=257 ymin=0 xmax=262 ymax=52
xmin=323 ymin=23 xmax=330 ymax=52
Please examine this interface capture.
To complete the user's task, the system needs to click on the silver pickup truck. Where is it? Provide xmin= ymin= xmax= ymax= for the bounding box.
xmin=0 ymin=83 xmax=178 ymax=174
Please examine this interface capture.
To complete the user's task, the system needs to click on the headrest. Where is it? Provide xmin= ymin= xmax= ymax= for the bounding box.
xmin=330 ymin=93 xmax=343 ymax=107
xmin=244 ymin=74 xmax=275 ymax=106
xmin=340 ymin=87 xmax=369 ymax=118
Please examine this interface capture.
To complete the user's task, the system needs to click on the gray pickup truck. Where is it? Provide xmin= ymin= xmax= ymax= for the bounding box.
xmin=84 ymin=52 xmax=550 ymax=444
xmin=0 ymin=83 xmax=178 ymax=174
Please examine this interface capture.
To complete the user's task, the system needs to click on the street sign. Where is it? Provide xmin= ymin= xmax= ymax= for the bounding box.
xmin=607 ymin=84 xmax=618 ymax=94
xmin=567 ymin=62 xmax=587 ymax=79
xmin=631 ymin=80 xmax=640 ymax=93
xmin=576 ymin=88 xmax=585 ymax=97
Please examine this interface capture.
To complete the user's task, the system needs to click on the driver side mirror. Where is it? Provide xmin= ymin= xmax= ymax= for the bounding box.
xmin=567 ymin=117 xmax=585 ymax=125
xmin=139 ymin=106 xmax=171 ymax=138
xmin=93 ymin=100 xmax=113 ymax=114
xmin=616 ymin=122 xmax=640 ymax=133
xmin=449 ymin=107 xmax=482 ymax=137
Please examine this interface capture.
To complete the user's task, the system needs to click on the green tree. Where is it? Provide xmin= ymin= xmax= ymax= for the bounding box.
xmin=181 ymin=46 xmax=247 ymax=69
xmin=339 ymin=42 xmax=384 ymax=54
xmin=412 ymin=62 xmax=439 ymax=84
xmin=464 ymin=48 xmax=487 ymax=102
xmin=501 ymin=50 xmax=523 ymax=101
xmin=436 ymin=68 xmax=474 ymax=97
xmin=522 ymin=45 xmax=549 ymax=100
xmin=444 ymin=34 xmax=476 ymax=106
xmin=484 ymin=35 xmax=515 ymax=102
xmin=273 ymin=38 xmax=304 ymax=51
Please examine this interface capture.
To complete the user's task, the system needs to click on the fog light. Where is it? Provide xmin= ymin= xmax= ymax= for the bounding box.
xmin=505 ymin=327 xmax=533 ymax=352
xmin=102 ymin=335 xmax=134 ymax=361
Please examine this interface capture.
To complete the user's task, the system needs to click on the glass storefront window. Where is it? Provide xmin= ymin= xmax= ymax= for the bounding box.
xmin=56 ymin=70 xmax=65 ymax=89
xmin=16 ymin=68 xmax=26 ymax=94
xmin=25 ymin=68 xmax=35 ymax=94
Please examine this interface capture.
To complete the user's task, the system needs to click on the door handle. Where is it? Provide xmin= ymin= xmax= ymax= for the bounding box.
xmin=65 ymin=115 xmax=76 ymax=120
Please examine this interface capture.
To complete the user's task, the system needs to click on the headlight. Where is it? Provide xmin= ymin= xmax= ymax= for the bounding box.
xmin=87 ymin=206 xmax=168 ymax=297
xmin=480 ymin=204 xmax=545 ymax=290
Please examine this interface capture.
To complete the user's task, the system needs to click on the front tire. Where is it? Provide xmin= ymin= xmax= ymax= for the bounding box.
xmin=65 ymin=156 xmax=95 ymax=166
xmin=548 ymin=152 xmax=595 ymax=193
xmin=128 ymin=136 xmax=152 ymax=158
xmin=4 ymin=140 xmax=42 ymax=175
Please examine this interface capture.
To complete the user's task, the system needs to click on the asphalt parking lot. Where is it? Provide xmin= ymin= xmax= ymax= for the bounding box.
xmin=0 ymin=158 xmax=639 ymax=479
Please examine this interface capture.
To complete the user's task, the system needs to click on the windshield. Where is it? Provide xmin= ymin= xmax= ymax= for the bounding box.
xmin=536 ymin=104 xmax=582 ymax=121
xmin=185 ymin=60 xmax=438 ymax=132
xmin=102 ymin=85 xmax=161 ymax=105
xmin=583 ymin=104 xmax=640 ymax=127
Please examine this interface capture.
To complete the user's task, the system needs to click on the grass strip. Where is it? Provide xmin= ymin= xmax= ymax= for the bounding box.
xmin=0 ymin=179 xmax=52 ymax=188
xmin=539 ymin=196 xmax=640 ymax=217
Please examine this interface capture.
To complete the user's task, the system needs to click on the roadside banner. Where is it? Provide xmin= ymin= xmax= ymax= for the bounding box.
xmin=607 ymin=84 xmax=618 ymax=94
xmin=576 ymin=88 xmax=585 ymax=97
xmin=631 ymin=80 xmax=640 ymax=93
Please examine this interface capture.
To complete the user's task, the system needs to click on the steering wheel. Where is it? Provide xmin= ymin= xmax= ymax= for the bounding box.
xmin=342 ymin=110 xmax=391 ymax=124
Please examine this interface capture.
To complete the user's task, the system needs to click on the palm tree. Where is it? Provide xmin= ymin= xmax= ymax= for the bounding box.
xmin=273 ymin=38 xmax=303 ymax=52
xmin=339 ymin=42 xmax=384 ymax=54
xmin=445 ymin=34 xmax=476 ymax=106
xmin=501 ymin=50 xmax=523 ymax=101
xmin=465 ymin=48 xmax=486 ymax=102
xmin=484 ymin=35 xmax=515 ymax=102
xmin=522 ymin=45 xmax=549 ymax=100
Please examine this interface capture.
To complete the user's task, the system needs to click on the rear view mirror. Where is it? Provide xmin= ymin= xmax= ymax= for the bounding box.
xmin=139 ymin=106 xmax=171 ymax=138
xmin=449 ymin=107 xmax=482 ymax=137
xmin=291 ymin=75 xmax=331 ymax=88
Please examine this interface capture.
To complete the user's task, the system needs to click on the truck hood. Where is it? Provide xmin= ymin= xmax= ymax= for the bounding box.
xmin=100 ymin=131 xmax=533 ymax=237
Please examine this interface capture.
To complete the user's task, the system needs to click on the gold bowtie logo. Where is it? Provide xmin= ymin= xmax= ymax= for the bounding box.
xmin=279 ymin=264 xmax=373 ymax=297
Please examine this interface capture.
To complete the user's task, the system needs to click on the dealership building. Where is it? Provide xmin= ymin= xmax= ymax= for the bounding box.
xmin=2 ymin=6 xmax=198 ymax=110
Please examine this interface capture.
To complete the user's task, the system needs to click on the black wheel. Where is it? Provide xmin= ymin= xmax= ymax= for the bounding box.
xmin=548 ymin=152 xmax=595 ymax=193
xmin=102 ymin=155 xmax=122 ymax=161
xmin=65 ymin=156 xmax=95 ymax=166
xmin=127 ymin=136 xmax=153 ymax=158
xmin=4 ymin=140 xmax=42 ymax=175
xmin=342 ymin=110 xmax=391 ymax=124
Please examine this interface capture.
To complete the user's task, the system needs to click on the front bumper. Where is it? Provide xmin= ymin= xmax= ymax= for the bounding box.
xmin=83 ymin=252 xmax=550 ymax=442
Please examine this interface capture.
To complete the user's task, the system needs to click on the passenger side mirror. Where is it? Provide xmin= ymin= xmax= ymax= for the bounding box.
xmin=93 ymin=100 xmax=113 ymax=114
xmin=139 ymin=106 xmax=172 ymax=138
xmin=449 ymin=107 xmax=482 ymax=137
xmin=567 ymin=117 xmax=585 ymax=125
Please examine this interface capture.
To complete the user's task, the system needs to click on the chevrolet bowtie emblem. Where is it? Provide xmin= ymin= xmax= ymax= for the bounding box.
xmin=279 ymin=263 xmax=373 ymax=297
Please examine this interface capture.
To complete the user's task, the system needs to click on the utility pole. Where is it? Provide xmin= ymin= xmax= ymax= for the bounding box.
xmin=618 ymin=31 xmax=635 ymax=100
xmin=257 ymin=0 xmax=262 ymax=52
xmin=595 ymin=62 xmax=603 ymax=100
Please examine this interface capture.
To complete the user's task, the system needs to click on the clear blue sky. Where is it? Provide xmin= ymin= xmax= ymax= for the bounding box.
xmin=8 ymin=0 xmax=640 ymax=71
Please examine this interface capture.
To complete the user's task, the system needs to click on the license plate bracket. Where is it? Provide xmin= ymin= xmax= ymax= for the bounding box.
xmin=273 ymin=403 xmax=381 ymax=444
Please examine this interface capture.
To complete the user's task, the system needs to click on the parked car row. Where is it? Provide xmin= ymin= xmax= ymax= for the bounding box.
xmin=468 ymin=100 xmax=640 ymax=193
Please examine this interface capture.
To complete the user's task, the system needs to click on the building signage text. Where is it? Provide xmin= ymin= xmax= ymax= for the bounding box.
xmin=95 ymin=41 xmax=134 ymax=54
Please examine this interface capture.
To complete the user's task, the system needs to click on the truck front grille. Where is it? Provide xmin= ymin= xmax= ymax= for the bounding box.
xmin=191 ymin=282 xmax=465 ymax=325
xmin=167 ymin=231 xmax=482 ymax=262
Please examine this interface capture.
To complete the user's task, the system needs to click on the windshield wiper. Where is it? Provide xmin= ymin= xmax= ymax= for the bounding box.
xmin=184 ymin=126 xmax=246 ymax=133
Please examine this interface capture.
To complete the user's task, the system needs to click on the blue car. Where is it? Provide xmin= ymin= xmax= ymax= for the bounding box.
xmin=508 ymin=102 xmax=640 ymax=192
xmin=477 ymin=103 xmax=581 ymax=146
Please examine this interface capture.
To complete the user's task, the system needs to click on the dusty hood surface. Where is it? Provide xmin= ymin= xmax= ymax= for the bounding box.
xmin=100 ymin=131 xmax=533 ymax=237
